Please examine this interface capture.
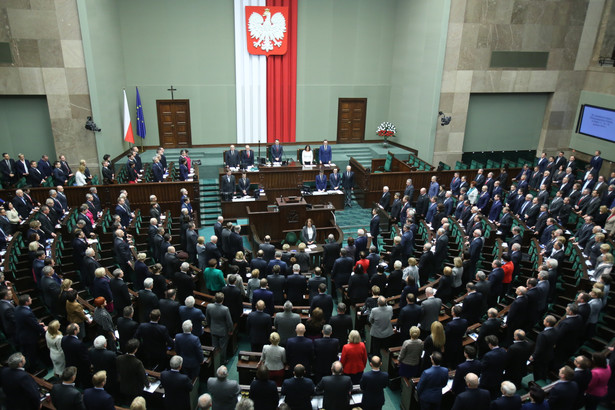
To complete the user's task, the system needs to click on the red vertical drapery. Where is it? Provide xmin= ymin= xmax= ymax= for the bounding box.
xmin=266 ymin=0 xmax=297 ymax=143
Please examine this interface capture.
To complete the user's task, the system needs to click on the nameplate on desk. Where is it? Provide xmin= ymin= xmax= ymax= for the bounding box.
xmin=232 ymin=197 xmax=257 ymax=203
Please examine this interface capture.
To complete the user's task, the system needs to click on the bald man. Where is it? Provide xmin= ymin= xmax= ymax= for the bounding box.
xmin=245 ymin=300 xmax=271 ymax=352
xmin=286 ymin=323 xmax=315 ymax=373
xmin=451 ymin=373 xmax=490 ymax=410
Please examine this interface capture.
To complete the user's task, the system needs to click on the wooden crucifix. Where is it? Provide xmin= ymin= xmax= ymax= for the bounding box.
xmin=167 ymin=85 xmax=177 ymax=100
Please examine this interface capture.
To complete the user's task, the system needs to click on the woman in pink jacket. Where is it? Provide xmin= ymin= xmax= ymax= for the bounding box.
xmin=585 ymin=351 xmax=611 ymax=410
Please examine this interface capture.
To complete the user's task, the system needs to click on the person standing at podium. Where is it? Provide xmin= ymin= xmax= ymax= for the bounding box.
xmin=238 ymin=173 xmax=251 ymax=196
xmin=319 ymin=140 xmax=332 ymax=165
xmin=315 ymin=169 xmax=327 ymax=192
xmin=241 ymin=145 xmax=254 ymax=167
xmin=220 ymin=170 xmax=235 ymax=202
xmin=302 ymin=145 xmax=314 ymax=165
xmin=342 ymin=165 xmax=354 ymax=207
xmin=271 ymin=139 xmax=284 ymax=162
xmin=224 ymin=145 xmax=240 ymax=168
xmin=329 ymin=167 xmax=341 ymax=190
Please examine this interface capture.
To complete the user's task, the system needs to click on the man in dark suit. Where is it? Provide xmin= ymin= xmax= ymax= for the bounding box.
xmin=330 ymin=303 xmax=353 ymax=350
xmin=332 ymin=248 xmax=354 ymax=296
xmin=281 ymin=364 xmax=316 ymax=410
xmin=206 ymin=236 xmax=223 ymax=265
xmin=88 ymin=336 xmax=118 ymax=396
xmin=317 ymin=361 xmax=353 ymax=410
xmin=322 ymin=234 xmax=341 ymax=276
xmin=433 ymin=228 xmax=448 ymax=271
xmin=109 ymin=268 xmax=131 ymax=316
xmin=572 ymin=355 xmax=592 ymax=408
xmin=451 ymin=372 xmax=491 ymax=410
xmin=310 ymin=283 xmax=333 ymax=321
xmin=14 ymin=294 xmax=46 ymax=370
xmin=116 ymin=338 xmax=150 ymax=403
xmin=138 ymin=278 xmax=159 ymax=322
xmin=460 ymin=283 xmax=483 ymax=325
xmin=479 ymin=335 xmax=506 ymax=399
xmin=220 ymin=169 xmax=236 ymax=201
xmin=83 ymin=370 xmax=115 ymax=410
xmin=174 ymin=263 xmax=195 ymax=304
xmin=529 ymin=315 xmax=558 ymax=381
xmin=174 ymin=320 xmax=204 ymax=380
xmin=360 ymin=356 xmax=389 ymax=410
xmin=342 ymin=165 xmax=354 ymax=207
xmin=419 ymin=287 xmax=442 ymax=337
xmin=240 ymin=144 xmax=255 ymax=167
xmin=286 ymin=323 xmax=315 ymax=372
xmin=451 ymin=346 xmax=482 ymax=395
xmin=40 ymin=265 xmax=61 ymax=314
xmin=0 ymin=288 xmax=15 ymax=344
xmin=312 ymin=325 xmax=339 ymax=383
xmin=221 ymin=274 xmax=243 ymax=324
xmin=548 ymin=365 xmax=579 ymax=410
xmin=270 ymin=139 xmax=284 ymax=162
xmin=553 ymin=303 xmax=584 ymax=369
xmin=117 ymin=306 xmax=139 ymax=353
xmin=251 ymin=279 xmax=274 ymax=315
xmin=504 ymin=286 xmax=528 ymax=346
xmin=286 ymin=264 xmax=308 ymax=306
xmin=62 ymin=323 xmax=91 ymax=388
xmin=445 ymin=305 xmax=469 ymax=367
xmin=51 ymin=366 xmax=86 ymax=410
xmin=161 ymin=356 xmax=194 ymax=410
xmin=134 ymin=309 xmax=174 ymax=369
xmin=0 ymin=153 xmax=15 ymax=186
xmin=224 ymin=145 xmax=240 ymax=168
xmin=113 ymin=230 xmax=133 ymax=275
xmin=504 ymin=329 xmax=533 ymax=389
xmin=417 ymin=352 xmax=449 ymax=409
xmin=258 ymin=235 xmax=276 ymax=262
xmin=468 ymin=230 xmax=484 ymax=278
xmin=0 ymin=352 xmax=42 ymax=409
xmin=159 ymin=289 xmax=182 ymax=337
xmin=418 ymin=243 xmax=435 ymax=286
xmin=228 ymin=225 xmax=244 ymax=259
xmin=378 ymin=186 xmax=391 ymax=211
xmin=307 ymin=268 xmax=327 ymax=301
xmin=397 ymin=293 xmax=421 ymax=341
xmin=246 ymin=300 xmax=272 ymax=351
xmin=390 ymin=192 xmax=402 ymax=222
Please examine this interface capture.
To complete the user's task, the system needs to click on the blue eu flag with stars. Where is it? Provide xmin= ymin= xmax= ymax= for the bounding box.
xmin=136 ymin=86 xmax=146 ymax=139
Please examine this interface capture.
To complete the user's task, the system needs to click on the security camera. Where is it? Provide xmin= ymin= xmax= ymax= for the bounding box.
xmin=438 ymin=111 xmax=451 ymax=126
xmin=85 ymin=116 xmax=101 ymax=132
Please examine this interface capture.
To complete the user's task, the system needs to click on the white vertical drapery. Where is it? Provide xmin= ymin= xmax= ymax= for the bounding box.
xmin=234 ymin=0 xmax=267 ymax=145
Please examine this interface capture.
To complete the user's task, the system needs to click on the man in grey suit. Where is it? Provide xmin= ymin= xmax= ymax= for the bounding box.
xmin=205 ymin=293 xmax=233 ymax=365
xmin=369 ymin=296 xmax=394 ymax=356
xmin=420 ymin=287 xmax=442 ymax=338
xmin=207 ymin=365 xmax=240 ymax=410
xmin=274 ymin=301 xmax=301 ymax=346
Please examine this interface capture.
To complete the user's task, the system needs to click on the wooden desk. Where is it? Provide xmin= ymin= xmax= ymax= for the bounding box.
xmin=221 ymin=194 xmax=269 ymax=218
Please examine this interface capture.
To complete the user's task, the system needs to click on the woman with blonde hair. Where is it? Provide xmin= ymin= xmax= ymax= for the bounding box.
xmin=260 ymin=332 xmax=286 ymax=386
xmin=341 ymin=329 xmax=368 ymax=384
xmin=74 ymin=164 xmax=87 ymax=186
xmin=196 ymin=236 xmax=207 ymax=270
xmin=451 ymin=257 xmax=464 ymax=292
xmin=130 ymin=396 xmax=147 ymax=410
xmin=422 ymin=321 xmax=445 ymax=370
xmin=247 ymin=269 xmax=261 ymax=302
xmin=398 ymin=326 xmax=423 ymax=378
xmin=230 ymin=250 xmax=249 ymax=279
xmin=45 ymin=319 xmax=65 ymax=379
xmin=58 ymin=278 xmax=73 ymax=317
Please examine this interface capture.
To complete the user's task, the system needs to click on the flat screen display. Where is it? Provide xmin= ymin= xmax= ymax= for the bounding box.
xmin=576 ymin=104 xmax=615 ymax=142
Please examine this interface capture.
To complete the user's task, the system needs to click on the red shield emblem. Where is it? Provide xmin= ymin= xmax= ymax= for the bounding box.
xmin=245 ymin=6 xmax=288 ymax=56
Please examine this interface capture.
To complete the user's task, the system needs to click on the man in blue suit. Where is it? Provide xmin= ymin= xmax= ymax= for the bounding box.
xmin=451 ymin=372 xmax=490 ymax=410
xmin=14 ymin=294 xmax=46 ymax=370
xmin=479 ymin=335 xmax=507 ymax=399
xmin=152 ymin=156 xmax=164 ymax=182
xmin=0 ymin=352 xmax=42 ymax=409
xmin=281 ymin=364 xmax=316 ymax=410
xmin=286 ymin=323 xmax=314 ymax=372
xmin=548 ymin=365 xmax=579 ymax=410
xmin=38 ymin=154 xmax=53 ymax=177
xmin=319 ymin=140 xmax=332 ymax=165
xmin=315 ymin=169 xmax=327 ymax=192
xmin=451 ymin=346 xmax=482 ymax=395
xmin=427 ymin=176 xmax=439 ymax=198
xmin=224 ymin=145 xmax=240 ymax=168
xmin=401 ymin=224 xmax=414 ymax=263
xmin=313 ymin=325 xmax=339 ymax=383
xmin=450 ymin=172 xmax=461 ymax=196
xmin=160 ymin=356 xmax=194 ymax=410
xmin=246 ymin=300 xmax=272 ymax=352
xmin=355 ymin=229 xmax=368 ymax=258
xmin=590 ymin=150 xmax=603 ymax=172
xmin=175 ymin=320 xmax=204 ymax=380
xmin=251 ymin=278 xmax=275 ymax=315
xmin=417 ymin=351 xmax=449 ymax=409
xmin=360 ymin=356 xmax=389 ymax=410
xmin=83 ymin=371 xmax=115 ymax=410
xmin=488 ymin=194 xmax=503 ymax=221
xmin=270 ymin=139 xmax=284 ymax=162
xmin=240 ymin=144 xmax=254 ymax=167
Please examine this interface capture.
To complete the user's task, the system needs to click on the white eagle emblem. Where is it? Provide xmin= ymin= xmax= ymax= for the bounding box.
xmin=248 ymin=8 xmax=286 ymax=53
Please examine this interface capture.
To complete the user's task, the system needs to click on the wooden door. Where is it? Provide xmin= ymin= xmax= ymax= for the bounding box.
xmin=337 ymin=98 xmax=367 ymax=143
xmin=156 ymin=100 xmax=192 ymax=148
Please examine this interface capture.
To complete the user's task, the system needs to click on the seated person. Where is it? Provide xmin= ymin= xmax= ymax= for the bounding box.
xmin=315 ymin=170 xmax=327 ymax=192
xmin=302 ymin=145 xmax=314 ymax=165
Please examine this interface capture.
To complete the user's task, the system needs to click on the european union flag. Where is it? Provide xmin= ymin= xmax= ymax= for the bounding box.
xmin=136 ymin=86 xmax=146 ymax=139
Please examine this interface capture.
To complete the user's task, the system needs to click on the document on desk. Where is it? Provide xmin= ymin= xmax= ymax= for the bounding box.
xmin=144 ymin=380 xmax=160 ymax=393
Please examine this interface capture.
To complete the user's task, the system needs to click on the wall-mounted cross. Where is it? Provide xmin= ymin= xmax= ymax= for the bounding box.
xmin=168 ymin=85 xmax=177 ymax=100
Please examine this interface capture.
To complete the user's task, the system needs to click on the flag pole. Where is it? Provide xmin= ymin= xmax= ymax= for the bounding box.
xmin=123 ymin=87 xmax=132 ymax=148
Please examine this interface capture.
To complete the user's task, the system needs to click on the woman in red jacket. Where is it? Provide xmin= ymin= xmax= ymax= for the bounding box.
xmin=501 ymin=252 xmax=514 ymax=295
xmin=341 ymin=330 xmax=367 ymax=384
